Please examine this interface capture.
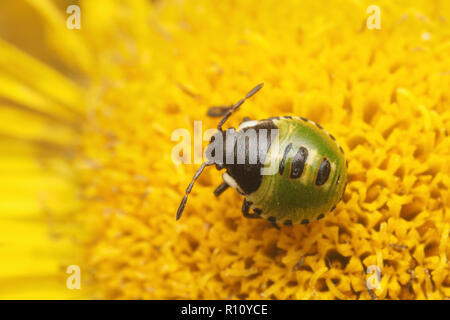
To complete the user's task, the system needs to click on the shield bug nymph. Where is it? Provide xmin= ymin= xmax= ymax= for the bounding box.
xmin=176 ymin=83 xmax=347 ymax=228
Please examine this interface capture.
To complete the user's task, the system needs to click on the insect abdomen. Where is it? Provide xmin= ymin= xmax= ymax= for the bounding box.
xmin=246 ymin=116 xmax=348 ymax=225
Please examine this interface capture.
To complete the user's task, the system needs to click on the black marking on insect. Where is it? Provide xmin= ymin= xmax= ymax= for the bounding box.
xmin=284 ymin=220 xmax=293 ymax=226
xmin=317 ymin=213 xmax=325 ymax=220
xmin=316 ymin=158 xmax=331 ymax=186
xmin=301 ymin=219 xmax=309 ymax=225
xmin=290 ymin=146 xmax=308 ymax=179
xmin=279 ymin=143 xmax=293 ymax=175
xmin=315 ymin=122 xmax=324 ymax=130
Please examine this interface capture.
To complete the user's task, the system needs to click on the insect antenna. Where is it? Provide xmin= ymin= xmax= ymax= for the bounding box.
xmin=207 ymin=105 xmax=232 ymax=117
xmin=217 ymin=83 xmax=264 ymax=131
xmin=176 ymin=161 xmax=214 ymax=220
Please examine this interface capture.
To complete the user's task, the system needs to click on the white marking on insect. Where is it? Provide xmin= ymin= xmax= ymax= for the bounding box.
xmin=238 ymin=120 xmax=259 ymax=131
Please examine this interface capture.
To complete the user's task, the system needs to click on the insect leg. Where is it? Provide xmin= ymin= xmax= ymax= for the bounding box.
xmin=213 ymin=182 xmax=229 ymax=197
xmin=268 ymin=217 xmax=281 ymax=230
xmin=241 ymin=199 xmax=261 ymax=219
xmin=270 ymin=221 xmax=281 ymax=230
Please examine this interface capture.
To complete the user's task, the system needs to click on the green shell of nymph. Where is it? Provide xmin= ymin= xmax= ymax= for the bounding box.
xmin=246 ymin=116 xmax=348 ymax=225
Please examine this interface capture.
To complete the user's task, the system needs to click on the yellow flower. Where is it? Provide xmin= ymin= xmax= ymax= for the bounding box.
xmin=0 ymin=0 xmax=449 ymax=299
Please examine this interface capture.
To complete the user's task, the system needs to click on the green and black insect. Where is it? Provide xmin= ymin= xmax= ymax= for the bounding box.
xmin=176 ymin=83 xmax=348 ymax=228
